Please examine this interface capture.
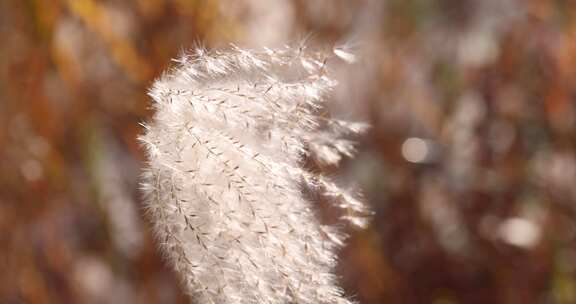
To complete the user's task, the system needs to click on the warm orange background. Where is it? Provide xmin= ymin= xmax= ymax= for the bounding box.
xmin=2 ymin=1 xmax=576 ymax=303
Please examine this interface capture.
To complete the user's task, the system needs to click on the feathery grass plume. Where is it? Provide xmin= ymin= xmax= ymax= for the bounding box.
xmin=139 ymin=44 xmax=369 ymax=304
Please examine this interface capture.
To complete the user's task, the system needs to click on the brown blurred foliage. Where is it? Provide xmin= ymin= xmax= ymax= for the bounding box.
xmin=1 ymin=0 xmax=576 ymax=303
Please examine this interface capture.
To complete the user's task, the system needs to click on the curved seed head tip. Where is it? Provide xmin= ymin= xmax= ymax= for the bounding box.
xmin=333 ymin=47 xmax=357 ymax=64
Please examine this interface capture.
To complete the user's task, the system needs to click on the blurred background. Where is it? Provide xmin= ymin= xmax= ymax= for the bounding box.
xmin=1 ymin=0 xmax=576 ymax=303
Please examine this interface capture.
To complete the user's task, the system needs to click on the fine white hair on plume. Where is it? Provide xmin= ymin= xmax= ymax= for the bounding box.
xmin=139 ymin=44 xmax=370 ymax=304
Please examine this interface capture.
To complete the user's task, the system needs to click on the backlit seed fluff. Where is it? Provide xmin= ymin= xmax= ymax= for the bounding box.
xmin=139 ymin=44 xmax=370 ymax=304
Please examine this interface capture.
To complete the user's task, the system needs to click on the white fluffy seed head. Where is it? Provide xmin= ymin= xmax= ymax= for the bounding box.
xmin=139 ymin=44 xmax=369 ymax=304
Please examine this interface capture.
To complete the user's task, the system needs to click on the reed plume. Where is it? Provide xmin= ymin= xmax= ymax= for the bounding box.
xmin=139 ymin=44 xmax=369 ymax=304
